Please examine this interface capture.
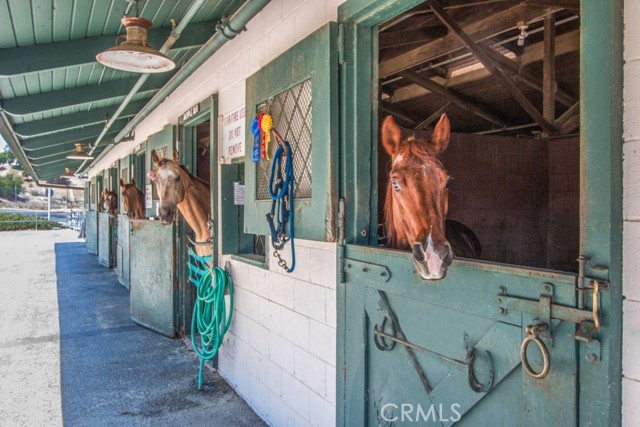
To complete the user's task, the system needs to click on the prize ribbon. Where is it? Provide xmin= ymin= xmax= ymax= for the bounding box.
xmin=260 ymin=114 xmax=273 ymax=161
xmin=251 ymin=116 xmax=260 ymax=163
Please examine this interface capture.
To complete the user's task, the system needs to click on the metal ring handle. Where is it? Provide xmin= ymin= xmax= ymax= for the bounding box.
xmin=520 ymin=334 xmax=550 ymax=379
xmin=467 ymin=347 xmax=495 ymax=393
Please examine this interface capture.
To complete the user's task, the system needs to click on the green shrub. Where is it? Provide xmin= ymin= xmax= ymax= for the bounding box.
xmin=0 ymin=175 xmax=23 ymax=198
xmin=0 ymin=213 xmax=62 ymax=231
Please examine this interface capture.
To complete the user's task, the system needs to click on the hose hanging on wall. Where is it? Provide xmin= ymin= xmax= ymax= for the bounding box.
xmin=187 ymin=248 xmax=233 ymax=389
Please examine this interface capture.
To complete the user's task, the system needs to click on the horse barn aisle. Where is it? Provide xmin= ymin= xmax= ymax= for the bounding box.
xmin=0 ymin=230 xmax=265 ymax=427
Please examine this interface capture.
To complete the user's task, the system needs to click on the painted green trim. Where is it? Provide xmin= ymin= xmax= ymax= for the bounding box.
xmin=244 ymin=22 xmax=339 ymax=242
xmin=2 ymin=74 xmax=170 ymax=117
xmin=0 ymin=20 xmax=216 ymax=77
xmin=14 ymin=101 xmax=147 ymax=138
xmin=229 ymin=253 xmax=268 ymax=269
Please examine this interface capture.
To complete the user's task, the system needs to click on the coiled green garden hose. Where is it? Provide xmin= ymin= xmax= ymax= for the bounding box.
xmin=188 ymin=249 xmax=233 ymax=389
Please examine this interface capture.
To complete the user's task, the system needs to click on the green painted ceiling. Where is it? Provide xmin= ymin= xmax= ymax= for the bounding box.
xmin=0 ymin=0 xmax=244 ymax=182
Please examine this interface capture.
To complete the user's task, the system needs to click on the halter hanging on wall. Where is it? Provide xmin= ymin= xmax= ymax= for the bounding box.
xmin=266 ymin=129 xmax=296 ymax=273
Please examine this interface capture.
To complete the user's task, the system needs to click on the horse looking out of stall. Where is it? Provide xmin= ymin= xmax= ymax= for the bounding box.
xmin=382 ymin=114 xmax=480 ymax=280
xmin=119 ymin=178 xmax=145 ymax=219
xmin=98 ymin=189 xmax=118 ymax=215
xmin=151 ymin=149 xmax=212 ymax=258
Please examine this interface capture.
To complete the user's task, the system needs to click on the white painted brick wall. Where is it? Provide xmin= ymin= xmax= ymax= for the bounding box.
xmin=221 ymin=238 xmax=337 ymax=427
xmin=624 ymin=1 xmax=640 ymax=426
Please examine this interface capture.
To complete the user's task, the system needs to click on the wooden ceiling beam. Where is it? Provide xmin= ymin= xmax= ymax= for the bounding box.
xmin=427 ymin=0 xmax=556 ymax=134
xmin=391 ymin=29 xmax=578 ymax=104
xmin=399 ymin=70 xmax=509 ymax=127
xmin=542 ymin=13 xmax=556 ymax=135
xmin=381 ymin=104 xmax=418 ymax=127
xmin=414 ymin=102 xmax=452 ymax=130
xmin=379 ymin=3 xmax=560 ymax=78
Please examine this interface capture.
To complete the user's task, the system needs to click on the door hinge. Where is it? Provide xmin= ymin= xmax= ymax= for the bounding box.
xmin=344 ymin=258 xmax=390 ymax=282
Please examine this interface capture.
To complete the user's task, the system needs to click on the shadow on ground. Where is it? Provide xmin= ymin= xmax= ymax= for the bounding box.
xmin=55 ymin=242 xmax=266 ymax=427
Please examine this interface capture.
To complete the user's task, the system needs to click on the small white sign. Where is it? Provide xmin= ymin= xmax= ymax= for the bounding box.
xmin=233 ymin=182 xmax=245 ymax=205
xmin=222 ymin=105 xmax=246 ymax=160
xmin=145 ymin=184 xmax=153 ymax=208
xmin=182 ymin=103 xmax=200 ymax=121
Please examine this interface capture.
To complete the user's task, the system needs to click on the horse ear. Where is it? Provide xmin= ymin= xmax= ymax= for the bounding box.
xmin=173 ymin=148 xmax=180 ymax=164
xmin=151 ymin=149 xmax=161 ymax=166
xmin=120 ymin=178 xmax=125 ymax=188
xmin=131 ymin=177 xmax=136 ymax=186
xmin=431 ymin=113 xmax=450 ymax=153
xmin=381 ymin=115 xmax=403 ymax=156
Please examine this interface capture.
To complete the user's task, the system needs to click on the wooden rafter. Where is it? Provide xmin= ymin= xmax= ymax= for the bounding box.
xmin=543 ymin=13 xmax=556 ymax=132
xmin=427 ymin=0 xmax=556 ymax=134
xmin=399 ymin=70 xmax=508 ymax=127
xmin=414 ymin=102 xmax=452 ymax=130
xmin=379 ymin=3 xmax=560 ymax=78
xmin=381 ymin=104 xmax=417 ymax=127
xmin=391 ymin=29 xmax=579 ymax=104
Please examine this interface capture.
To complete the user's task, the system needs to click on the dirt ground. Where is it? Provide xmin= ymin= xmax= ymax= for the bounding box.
xmin=0 ymin=229 xmax=78 ymax=426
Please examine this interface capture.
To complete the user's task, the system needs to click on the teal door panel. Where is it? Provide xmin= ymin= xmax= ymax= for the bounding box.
xmin=98 ymin=212 xmax=114 ymax=268
xmin=130 ymin=220 xmax=175 ymax=337
xmin=85 ymin=210 xmax=98 ymax=255
xmin=344 ymin=245 xmax=581 ymax=427
xmin=337 ymin=0 xmax=621 ymax=425
xmin=117 ymin=215 xmax=130 ymax=289
xmin=244 ymin=23 xmax=339 ymax=242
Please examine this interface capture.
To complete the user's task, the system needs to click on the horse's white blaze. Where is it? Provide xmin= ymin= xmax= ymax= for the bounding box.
xmin=424 ymin=234 xmax=444 ymax=279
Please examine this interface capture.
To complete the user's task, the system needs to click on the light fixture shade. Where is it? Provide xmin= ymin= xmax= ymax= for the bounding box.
xmin=67 ymin=143 xmax=94 ymax=160
xmin=96 ymin=16 xmax=175 ymax=73
xmin=61 ymin=168 xmax=75 ymax=177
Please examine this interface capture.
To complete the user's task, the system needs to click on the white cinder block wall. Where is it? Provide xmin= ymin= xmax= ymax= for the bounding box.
xmin=89 ymin=1 xmax=346 ymax=426
xmin=623 ymin=1 xmax=640 ymax=425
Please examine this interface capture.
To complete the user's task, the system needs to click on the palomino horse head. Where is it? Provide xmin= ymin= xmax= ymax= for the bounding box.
xmin=119 ymin=177 xmax=145 ymax=219
xmin=151 ymin=148 xmax=186 ymax=225
xmin=100 ymin=189 xmax=118 ymax=215
xmin=382 ymin=114 xmax=453 ymax=280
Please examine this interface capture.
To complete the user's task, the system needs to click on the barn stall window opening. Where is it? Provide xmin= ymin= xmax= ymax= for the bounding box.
xmin=376 ymin=1 xmax=580 ymax=273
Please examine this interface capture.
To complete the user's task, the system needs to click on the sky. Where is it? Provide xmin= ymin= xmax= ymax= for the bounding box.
xmin=0 ymin=134 xmax=6 ymax=152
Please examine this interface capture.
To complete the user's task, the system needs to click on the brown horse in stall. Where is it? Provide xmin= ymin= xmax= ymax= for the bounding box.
xmin=99 ymin=189 xmax=118 ymax=215
xmin=151 ymin=149 xmax=212 ymax=258
xmin=120 ymin=178 xmax=145 ymax=219
xmin=382 ymin=114 xmax=480 ymax=280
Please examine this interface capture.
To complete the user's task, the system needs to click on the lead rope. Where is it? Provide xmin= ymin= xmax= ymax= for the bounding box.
xmin=266 ymin=130 xmax=295 ymax=272
xmin=187 ymin=248 xmax=233 ymax=389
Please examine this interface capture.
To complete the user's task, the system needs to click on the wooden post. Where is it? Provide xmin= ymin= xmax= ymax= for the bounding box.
xmin=543 ymin=13 xmax=556 ymax=136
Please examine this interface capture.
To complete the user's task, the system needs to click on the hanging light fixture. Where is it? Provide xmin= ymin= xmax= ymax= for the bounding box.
xmin=61 ymin=168 xmax=75 ymax=177
xmin=96 ymin=14 xmax=175 ymax=73
xmin=66 ymin=144 xmax=95 ymax=160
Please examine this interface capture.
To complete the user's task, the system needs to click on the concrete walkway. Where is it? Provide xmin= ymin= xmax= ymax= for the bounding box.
xmin=0 ymin=230 xmax=266 ymax=427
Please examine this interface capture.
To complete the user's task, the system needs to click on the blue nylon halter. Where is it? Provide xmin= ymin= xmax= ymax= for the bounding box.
xmin=266 ymin=138 xmax=295 ymax=272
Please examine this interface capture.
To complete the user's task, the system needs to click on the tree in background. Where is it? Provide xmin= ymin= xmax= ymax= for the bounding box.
xmin=0 ymin=146 xmax=16 ymax=165
xmin=0 ymin=174 xmax=23 ymax=199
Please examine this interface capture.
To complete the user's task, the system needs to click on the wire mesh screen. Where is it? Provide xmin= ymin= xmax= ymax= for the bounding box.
xmin=254 ymin=234 xmax=266 ymax=257
xmin=256 ymin=79 xmax=313 ymax=200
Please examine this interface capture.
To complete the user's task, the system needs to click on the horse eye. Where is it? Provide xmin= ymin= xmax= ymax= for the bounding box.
xmin=392 ymin=180 xmax=401 ymax=191
xmin=175 ymin=175 xmax=180 ymax=181
xmin=446 ymin=177 xmax=454 ymax=189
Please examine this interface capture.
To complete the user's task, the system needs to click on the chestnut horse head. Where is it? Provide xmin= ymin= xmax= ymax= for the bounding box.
xmin=382 ymin=114 xmax=454 ymax=280
xmin=119 ymin=177 xmax=145 ymax=219
xmin=151 ymin=148 xmax=211 ymax=256
xmin=99 ymin=189 xmax=118 ymax=215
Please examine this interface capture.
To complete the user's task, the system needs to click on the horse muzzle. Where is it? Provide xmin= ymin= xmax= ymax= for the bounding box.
xmin=412 ymin=238 xmax=453 ymax=280
xmin=157 ymin=206 xmax=174 ymax=225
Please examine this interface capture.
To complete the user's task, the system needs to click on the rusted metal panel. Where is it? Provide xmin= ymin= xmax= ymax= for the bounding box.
xmin=116 ymin=214 xmax=130 ymax=289
xmin=129 ymin=219 xmax=175 ymax=337
xmin=98 ymin=212 xmax=114 ymax=268
xmin=85 ymin=210 xmax=98 ymax=255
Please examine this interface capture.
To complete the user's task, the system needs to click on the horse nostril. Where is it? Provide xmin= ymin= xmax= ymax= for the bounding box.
xmin=412 ymin=243 xmax=425 ymax=262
